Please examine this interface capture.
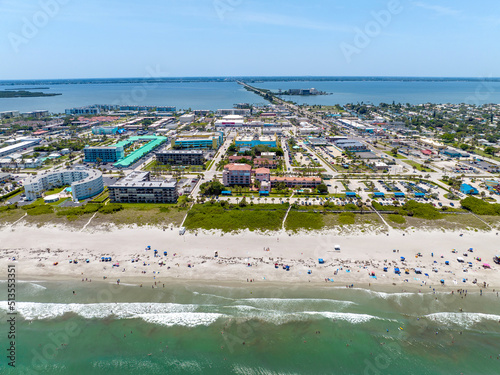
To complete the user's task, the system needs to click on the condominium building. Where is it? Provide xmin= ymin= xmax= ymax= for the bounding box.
xmin=172 ymin=131 xmax=224 ymax=150
xmin=108 ymin=171 xmax=178 ymax=203
xmin=84 ymin=146 xmax=125 ymax=163
xmin=223 ymin=164 xmax=252 ymax=186
xmin=156 ymin=150 xmax=205 ymax=166
xmin=24 ymin=168 xmax=103 ymax=201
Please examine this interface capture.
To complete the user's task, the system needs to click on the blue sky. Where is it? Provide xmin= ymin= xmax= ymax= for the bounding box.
xmin=1 ymin=0 xmax=500 ymax=79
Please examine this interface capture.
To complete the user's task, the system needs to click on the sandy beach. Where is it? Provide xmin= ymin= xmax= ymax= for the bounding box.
xmin=1 ymin=223 xmax=498 ymax=292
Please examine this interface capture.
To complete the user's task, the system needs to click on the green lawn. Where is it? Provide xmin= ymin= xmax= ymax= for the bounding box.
xmin=384 ymin=152 xmax=407 ymax=159
xmin=403 ymin=160 xmax=434 ymax=172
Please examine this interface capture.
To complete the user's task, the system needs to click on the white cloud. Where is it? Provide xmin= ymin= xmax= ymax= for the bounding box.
xmin=412 ymin=1 xmax=462 ymax=17
xmin=236 ymin=11 xmax=353 ymax=33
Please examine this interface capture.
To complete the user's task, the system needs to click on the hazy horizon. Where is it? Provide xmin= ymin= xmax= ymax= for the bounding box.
xmin=2 ymin=0 xmax=500 ymax=80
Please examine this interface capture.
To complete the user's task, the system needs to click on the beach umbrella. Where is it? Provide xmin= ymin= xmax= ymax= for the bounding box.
xmin=483 ymin=263 xmax=491 ymax=268
xmin=440 ymin=279 xmax=445 ymax=284
xmin=445 ymin=261 xmax=450 ymax=265
xmin=424 ymin=273 xmax=429 ymax=277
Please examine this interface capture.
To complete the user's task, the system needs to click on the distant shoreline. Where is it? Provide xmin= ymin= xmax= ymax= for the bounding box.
xmin=1 ymin=76 xmax=500 ymax=86
xmin=0 ymin=90 xmax=61 ymax=98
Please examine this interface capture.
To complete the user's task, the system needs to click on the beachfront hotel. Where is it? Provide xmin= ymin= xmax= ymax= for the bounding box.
xmin=23 ymin=168 xmax=104 ymax=201
xmin=108 ymin=171 xmax=178 ymax=203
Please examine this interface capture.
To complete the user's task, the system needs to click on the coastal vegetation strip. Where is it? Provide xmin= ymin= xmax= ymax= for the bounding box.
xmin=0 ymin=90 xmax=62 ymax=98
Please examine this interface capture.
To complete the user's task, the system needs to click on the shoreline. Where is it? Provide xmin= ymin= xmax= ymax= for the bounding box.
xmin=1 ymin=224 xmax=499 ymax=291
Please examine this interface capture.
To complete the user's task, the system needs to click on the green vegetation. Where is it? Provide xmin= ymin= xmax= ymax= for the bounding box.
xmin=372 ymin=200 xmax=441 ymax=219
xmin=285 ymin=211 xmax=323 ymax=232
xmin=184 ymin=202 xmax=287 ymax=232
xmin=338 ymin=212 xmax=355 ymax=225
xmin=0 ymin=90 xmax=61 ymax=98
xmin=384 ymin=151 xmax=406 ymax=159
xmin=22 ymin=204 xmax=54 ymax=216
xmin=199 ymin=179 xmax=226 ymax=196
xmin=403 ymin=160 xmax=434 ymax=172
xmin=0 ymin=188 xmax=22 ymax=202
xmin=460 ymin=196 xmax=500 ymax=215
xmin=388 ymin=214 xmax=406 ymax=224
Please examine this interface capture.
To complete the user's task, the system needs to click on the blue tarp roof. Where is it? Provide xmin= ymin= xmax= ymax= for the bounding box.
xmin=394 ymin=192 xmax=405 ymax=197
xmin=346 ymin=192 xmax=356 ymax=197
xmin=221 ymin=191 xmax=232 ymax=195
xmin=415 ymin=193 xmax=425 ymax=197
xmin=374 ymin=192 xmax=385 ymax=197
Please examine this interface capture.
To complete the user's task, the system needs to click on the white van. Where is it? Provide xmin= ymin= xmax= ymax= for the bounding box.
xmin=179 ymin=227 xmax=186 ymax=235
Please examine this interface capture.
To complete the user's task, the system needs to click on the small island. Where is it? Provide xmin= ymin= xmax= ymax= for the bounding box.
xmin=0 ymin=90 xmax=62 ymax=98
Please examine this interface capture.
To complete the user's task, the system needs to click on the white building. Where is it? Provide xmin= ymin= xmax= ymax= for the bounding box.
xmin=179 ymin=114 xmax=195 ymax=123
xmin=217 ymin=109 xmax=251 ymax=116
xmin=24 ymin=168 xmax=103 ymax=201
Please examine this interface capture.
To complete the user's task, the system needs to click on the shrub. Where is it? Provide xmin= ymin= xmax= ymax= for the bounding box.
xmin=0 ymin=203 xmax=17 ymax=212
xmin=460 ymin=196 xmax=500 ymax=216
xmin=26 ymin=205 xmax=54 ymax=216
xmin=402 ymin=201 xmax=441 ymax=220
xmin=98 ymin=204 xmax=123 ymax=214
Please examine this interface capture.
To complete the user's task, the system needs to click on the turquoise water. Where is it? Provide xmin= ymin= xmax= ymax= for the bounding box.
xmin=1 ymin=281 xmax=499 ymax=374
xmin=2 ymin=79 xmax=500 ymax=114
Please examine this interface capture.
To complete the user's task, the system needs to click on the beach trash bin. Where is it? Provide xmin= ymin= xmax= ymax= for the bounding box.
xmin=164 ymin=251 xmax=167 ymax=256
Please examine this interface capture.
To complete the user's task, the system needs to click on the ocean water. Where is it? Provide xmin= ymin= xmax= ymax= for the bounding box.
xmin=2 ymin=78 xmax=500 ymax=114
xmin=1 ymin=281 xmax=499 ymax=374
